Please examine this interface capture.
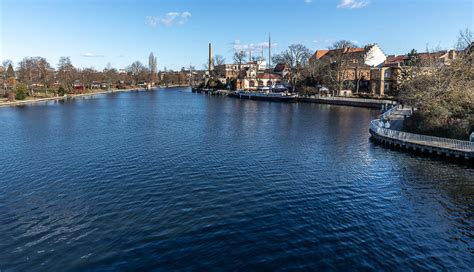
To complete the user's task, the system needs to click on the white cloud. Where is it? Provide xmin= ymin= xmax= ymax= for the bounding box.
xmin=146 ymin=11 xmax=192 ymax=27
xmin=82 ymin=52 xmax=104 ymax=58
xmin=304 ymin=0 xmax=312 ymax=3
xmin=314 ymin=39 xmax=333 ymax=44
xmin=145 ymin=16 xmax=159 ymax=27
xmin=232 ymin=40 xmax=277 ymax=52
xmin=337 ymin=0 xmax=369 ymax=9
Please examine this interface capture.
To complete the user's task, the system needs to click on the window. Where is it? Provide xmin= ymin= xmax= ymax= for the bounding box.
xmin=249 ymin=80 xmax=255 ymax=87
xmin=267 ymin=81 xmax=272 ymax=86
xmin=258 ymin=80 xmax=264 ymax=86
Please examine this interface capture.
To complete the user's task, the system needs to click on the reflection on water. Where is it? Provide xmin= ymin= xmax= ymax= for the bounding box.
xmin=0 ymin=88 xmax=472 ymax=271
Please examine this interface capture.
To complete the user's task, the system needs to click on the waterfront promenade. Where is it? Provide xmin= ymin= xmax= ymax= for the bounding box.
xmin=370 ymin=106 xmax=474 ymax=161
xmin=298 ymin=95 xmax=396 ymax=109
xmin=194 ymin=89 xmax=397 ymax=109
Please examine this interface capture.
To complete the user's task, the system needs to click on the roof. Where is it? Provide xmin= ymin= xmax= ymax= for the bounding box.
xmin=416 ymin=51 xmax=447 ymax=59
xmin=256 ymin=73 xmax=282 ymax=80
xmin=383 ymin=50 xmax=457 ymax=67
xmin=313 ymin=50 xmax=329 ymax=59
xmin=384 ymin=55 xmax=406 ymax=66
xmin=313 ymin=47 xmax=367 ymax=60
xmin=273 ymin=63 xmax=288 ymax=72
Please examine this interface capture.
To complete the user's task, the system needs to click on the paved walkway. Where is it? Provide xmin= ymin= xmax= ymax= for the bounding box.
xmin=376 ymin=106 xmax=474 ymax=154
xmin=386 ymin=107 xmax=413 ymax=131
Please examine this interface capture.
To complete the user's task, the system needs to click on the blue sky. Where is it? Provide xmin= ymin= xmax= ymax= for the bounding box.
xmin=1 ymin=0 xmax=472 ymax=71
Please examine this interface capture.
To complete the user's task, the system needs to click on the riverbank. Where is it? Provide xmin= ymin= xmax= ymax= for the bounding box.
xmin=0 ymin=87 xmax=147 ymax=108
xmin=298 ymin=96 xmax=396 ymax=109
xmin=193 ymin=89 xmax=396 ymax=109
xmin=369 ymin=106 xmax=474 ymax=164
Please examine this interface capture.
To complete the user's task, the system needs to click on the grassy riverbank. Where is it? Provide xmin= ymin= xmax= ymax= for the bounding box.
xmin=0 ymin=87 xmax=147 ymax=107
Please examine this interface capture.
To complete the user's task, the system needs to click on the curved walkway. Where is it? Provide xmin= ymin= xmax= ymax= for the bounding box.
xmin=370 ymin=106 xmax=474 ymax=160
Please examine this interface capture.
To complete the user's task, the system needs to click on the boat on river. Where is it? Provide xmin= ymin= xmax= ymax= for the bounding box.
xmin=229 ymin=90 xmax=298 ymax=103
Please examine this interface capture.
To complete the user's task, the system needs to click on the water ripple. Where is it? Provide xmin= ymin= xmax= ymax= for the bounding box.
xmin=0 ymin=88 xmax=472 ymax=271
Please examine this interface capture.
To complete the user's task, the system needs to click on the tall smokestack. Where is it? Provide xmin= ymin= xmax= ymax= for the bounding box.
xmin=208 ymin=43 xmax=212 ymax=75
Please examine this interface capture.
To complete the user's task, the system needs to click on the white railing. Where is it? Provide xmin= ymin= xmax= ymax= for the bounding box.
xmin=305 ymin=95 xmax=396 ymax=105
xmin=379 ymin=104 xmax=401 ymax=119
xmin=370 ymin=120 xmax=474 ymax=152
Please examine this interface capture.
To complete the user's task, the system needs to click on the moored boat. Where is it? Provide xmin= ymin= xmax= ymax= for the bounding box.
xmin=229 ymin=90 xmax=298 ymax=102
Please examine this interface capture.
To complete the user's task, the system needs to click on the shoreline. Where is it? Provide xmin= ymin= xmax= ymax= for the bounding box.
xmin=0 ymin=87 xmax=147 ymax=108
xmin=369 ymin=106 xmax=474 ymax=164
xmin=193 ymin=88 xmax=397 ymax=109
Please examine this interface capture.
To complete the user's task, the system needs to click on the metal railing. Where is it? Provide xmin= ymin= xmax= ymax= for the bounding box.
xmin=300 ymin=95 xmax=397 ymax=105
xmin=379 ymin=104 xmax=401 ymax=119
xmin=370 ymin=119 xmax=474 ymax=152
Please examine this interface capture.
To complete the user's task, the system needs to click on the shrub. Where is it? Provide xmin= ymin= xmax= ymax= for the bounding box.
xmin=57 ymin=87 xmax=67 ymax=96
xmin=15 ymin=84 xmax=27 ymax=100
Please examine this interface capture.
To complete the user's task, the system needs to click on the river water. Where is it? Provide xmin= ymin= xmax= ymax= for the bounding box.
xmin=0 ymin=88 xmax=472 ymax=271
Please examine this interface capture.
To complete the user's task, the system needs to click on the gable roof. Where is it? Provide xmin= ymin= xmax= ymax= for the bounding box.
xmin=312 ymin=47 xmax=368 ymax=60
xmin=384 ymin=50 xmax=458 ymax=67
xmin=313 ymin=50 xmax=329 ymax=59
xmin=273 ymin=63 xmax=288 ymax=72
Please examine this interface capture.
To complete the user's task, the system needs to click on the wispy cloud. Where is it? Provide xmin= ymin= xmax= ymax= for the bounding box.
xmin=232 ymin=40 xmax=277 ymax=52
xmin=313 ymin=39 xmax=359 ymax=48
xmin=146 ymin=11 xmax=192 ymax=27
xmin=314 ymin=39 xmax=334 ymax=45
xmin=337 ymin=0 xmax=369 ymax=9
xmin=304 ymin=0 xmax=312 ymax=3
xmin=82 ymin=52 xmax=104 ymax=58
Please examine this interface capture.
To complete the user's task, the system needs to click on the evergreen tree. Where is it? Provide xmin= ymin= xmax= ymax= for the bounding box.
xmin=6 ymin=63 xmax=15 ymax=78
xmin=405 ymin=49 xmax=420 ymax=66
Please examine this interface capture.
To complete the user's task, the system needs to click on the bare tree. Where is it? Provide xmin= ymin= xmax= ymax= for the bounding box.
xmin=103 ymin=65 xmax=119 ymax=87
xmin=212 ymin=54 xmax=226 ymax=68
xmin=233 ymin=51 xmax=247 ymax=67
xmin=81 ymin=67 xmax=100 ymax=89
xmin=272 ymin=43 xmax=312 ymax=92
xmin=17 ymin=57 xmax=35 ymax=87
xmin=327 ymin=40 xmax=358 ymax=95
xmin=456 ymin=28 xmax=473 ymax=51
xmin=126 ymin=61 xmax=148 ymax=85
xmin=304 ymin=57 xmax=331 ymax=89
xmin=17 ymin=57 xmax=54 ymax=96
xmin=57 ymin=56 xmax=76 ymax=91
xmin=233 ymin=51 xmax=247 ymax=82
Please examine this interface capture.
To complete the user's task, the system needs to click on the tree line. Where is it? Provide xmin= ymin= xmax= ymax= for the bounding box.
xmin=398 ymin=29 xmax=473 ymax=140
xmin=0 ymin=52 xmax=200 ymax=101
